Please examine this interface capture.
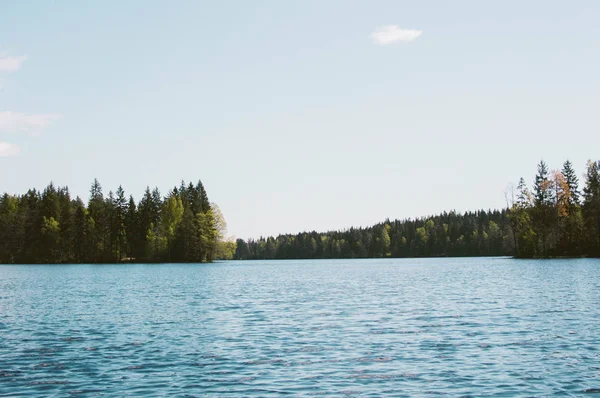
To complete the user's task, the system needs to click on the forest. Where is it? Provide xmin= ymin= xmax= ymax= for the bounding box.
xmin=235 ymin=159 xmax=600 ymax=260
xmin=1 ymin=159 xmax=599 ymax=263
xmin=0 ymin=180 xmax=236 ymax=264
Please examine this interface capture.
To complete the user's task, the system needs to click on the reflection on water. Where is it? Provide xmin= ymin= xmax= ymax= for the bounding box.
xmin=1 ymin=258 xmax=600 ymax=396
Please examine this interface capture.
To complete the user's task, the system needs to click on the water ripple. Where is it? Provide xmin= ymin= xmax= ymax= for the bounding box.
xmin=1 ymin=258 xmax=600 ymax=396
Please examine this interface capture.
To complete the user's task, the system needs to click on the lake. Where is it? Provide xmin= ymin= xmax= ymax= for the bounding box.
xmin=1 ymin=258 xmax=599 ymax=396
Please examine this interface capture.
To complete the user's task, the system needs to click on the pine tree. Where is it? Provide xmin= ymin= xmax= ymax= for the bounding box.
xmin=88 ymin=179 xmax=105 ymax=262
xmin=106 ymin=191 xmax=117 ymax=261
xmin=0 ymin=194 xmax=23 ymax=263
xmin=73 ymin=198 xmax=88 ymax=262
xmin=39 ymin=183 xmax=62 ymax=262
xmin=552 ymin=170 xmax=570 ymax=255
xmin=0 ymin=178 xmax=225 ymax=263
xmin=137 ymin=187 xmax=154 ymax=261
xmin=197 ymin=180 xmax=211 ymax=213
xmin=559 ymin=161 xmax=584 ymax=255
xmin=22 ymin=190 xmax=42 ymax=263
xmin=160 ymin=194 xmax=184 ymax=261
xmin=533 ymin=160 xmax=554 ymax=256
xmin=583 ymin=160 xmax=600 ymax=256
xmin=534 ymin=161 xmax=553 ymax=207
xmin=58 ymin=187 xmax=75 ymax=262
xmin=516 ymin=178 xmax=531 ymax=208
xmin=198 ymin=209 xmax=217 ymax=261
xmin=174 ymin=207 xmax=201 ymax=262
xmin=187 ymin=182 xmax=201 ymax=215
xmin=114 ymin=186 xmax=128 ymax=261
xmin=562 ymin=160 xmax=580 ymax=206
xmin=125 ymin=195 xmax=137 ymax=260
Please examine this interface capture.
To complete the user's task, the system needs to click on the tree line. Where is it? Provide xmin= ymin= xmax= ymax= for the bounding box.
xmin=508 ymin=160 xmax=600 ymax=258
xmin=2 ymin=159 xmax=598 ymax=263
xmin=0 ymin=180 xmax=236 ymax=264
xmin=235 ymin=210 xmax=511 ymax=260
xmin=235 ymin=159 xmax=600 ymax=260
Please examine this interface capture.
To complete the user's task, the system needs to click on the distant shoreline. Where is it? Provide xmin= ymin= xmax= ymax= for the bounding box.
xmin=4 ymin=255 xmax=600 ymax=266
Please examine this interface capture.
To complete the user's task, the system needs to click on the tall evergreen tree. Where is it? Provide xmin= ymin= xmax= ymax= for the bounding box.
xmin=58 ymin=187 xmax=75 ymax=263
xmin=173 ymin=207 xmax=201 ymax=262
xmin=197 ymin=180 xmax=211 ymax=213
xmin=87 ymin=179 xmax=105 ymax=262
xmin=39 ymin=183 xmax=62 ymax=262
xmin=516 ymin=178 xmax=530 ymax=208
xmin=562 ymin=160 xmax=580 ymax=206
xmin=532 ymin=160 xmax=554 ymax=256
xmin=4 ymin=164 xmax=600 ymax=264
xmin=73 ymin=198 xmax=88 ymax=263
xmin=533 ymin=161 xmax=553 ymax=207
xmin=583 ymin=160 xmax=600 ymax=256
xmin=125 ymin=195 xmax=138 ymax=260
xmin=160 ymin=194 xmax=184 ymax=261
xmin=114 ymin=186 xmax=128 ymax=261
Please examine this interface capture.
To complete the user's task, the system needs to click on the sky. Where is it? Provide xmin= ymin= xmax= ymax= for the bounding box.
xmin=1 ymin=1 xmax=600 ymax=240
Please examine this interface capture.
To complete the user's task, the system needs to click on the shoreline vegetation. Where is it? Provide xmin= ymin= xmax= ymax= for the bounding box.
xmin=233 ymin=159 xmax=599 ymax=261
xmin=0 ymin=180 xmax=236 ymax=264
xmin=1 ymin=159 xmax=599 ymax=264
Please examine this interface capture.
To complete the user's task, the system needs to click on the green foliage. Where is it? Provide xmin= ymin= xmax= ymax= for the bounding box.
xmin=562 ymin=160 xmax=580 ymax=206
xmin=583 ymin=161 xmax=600 ymax=256
xmin=507 ymin=159 xmax=594 ymax=257
xmin=236 ymin=210 xmax=513 ymax=260
xmin=0 ymin=179 xmax=224 ymax=264
xmin=2 ymin=159 xmax=597 ymax=263
xmin=215 ymin=239 xmax=237 ymax=260
xmin=508 ymin=205 xmax=536 ymax=257
xmin=153 ymin=194 xmax=185 ymax=262
xmin=235 ymin=159 xmax=598 ymax=260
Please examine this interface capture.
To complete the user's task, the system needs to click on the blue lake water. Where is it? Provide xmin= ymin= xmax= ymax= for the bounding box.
xmin=1 ymin=258 xmax=600 ymax=396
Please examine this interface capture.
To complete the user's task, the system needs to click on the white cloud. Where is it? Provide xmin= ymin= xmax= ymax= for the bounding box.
xmin=0 ymin=54 xmax=27 ymax=72
xmin=371 ymin=25 xmax=423 ymax=45
xmin=0 ymin=141 xmax=20 ymax=157
xmin=0 ymin=111 xmax=63 ymax=134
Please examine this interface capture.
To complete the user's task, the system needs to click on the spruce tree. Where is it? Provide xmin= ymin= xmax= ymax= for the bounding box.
xmin=137 ymin=187 xmax=154 ymax=261
xmin=88 ymin=179 xmax=105 ymax=262
xmin=58 ymin=187 xmax=75 ymax=262
xmin=0 ymin=178 xmax=222 ymax=263
xmin=532 ymin=160 xmax=554 ymax=256
xmin=559 ymin=161 xmax=583 ymax=255
xmin=197 ymin=180 xmax=211 ymax=213
xmin=106 ymin=191 xmax=117 ymax=261
xmin=73 ymin=198 xmax=88 ymax=262
xmin=583 ymin=160 xmax=600 ymax=256
xmin=114 ymin=186 xmax=128 ymax=261
xmin=561 ymin=160 xmax=580 ymax=206
xmin=533 ymin=161 xmax=553 ymax=207
xmin=516 ymin=178 xmax=530 ymax=208
xmin=125 ymin=195 xmax=137 ymax=260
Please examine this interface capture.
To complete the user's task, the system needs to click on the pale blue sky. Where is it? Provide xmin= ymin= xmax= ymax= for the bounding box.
xmin=1 ymin=1 xmax=599 ymax=239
